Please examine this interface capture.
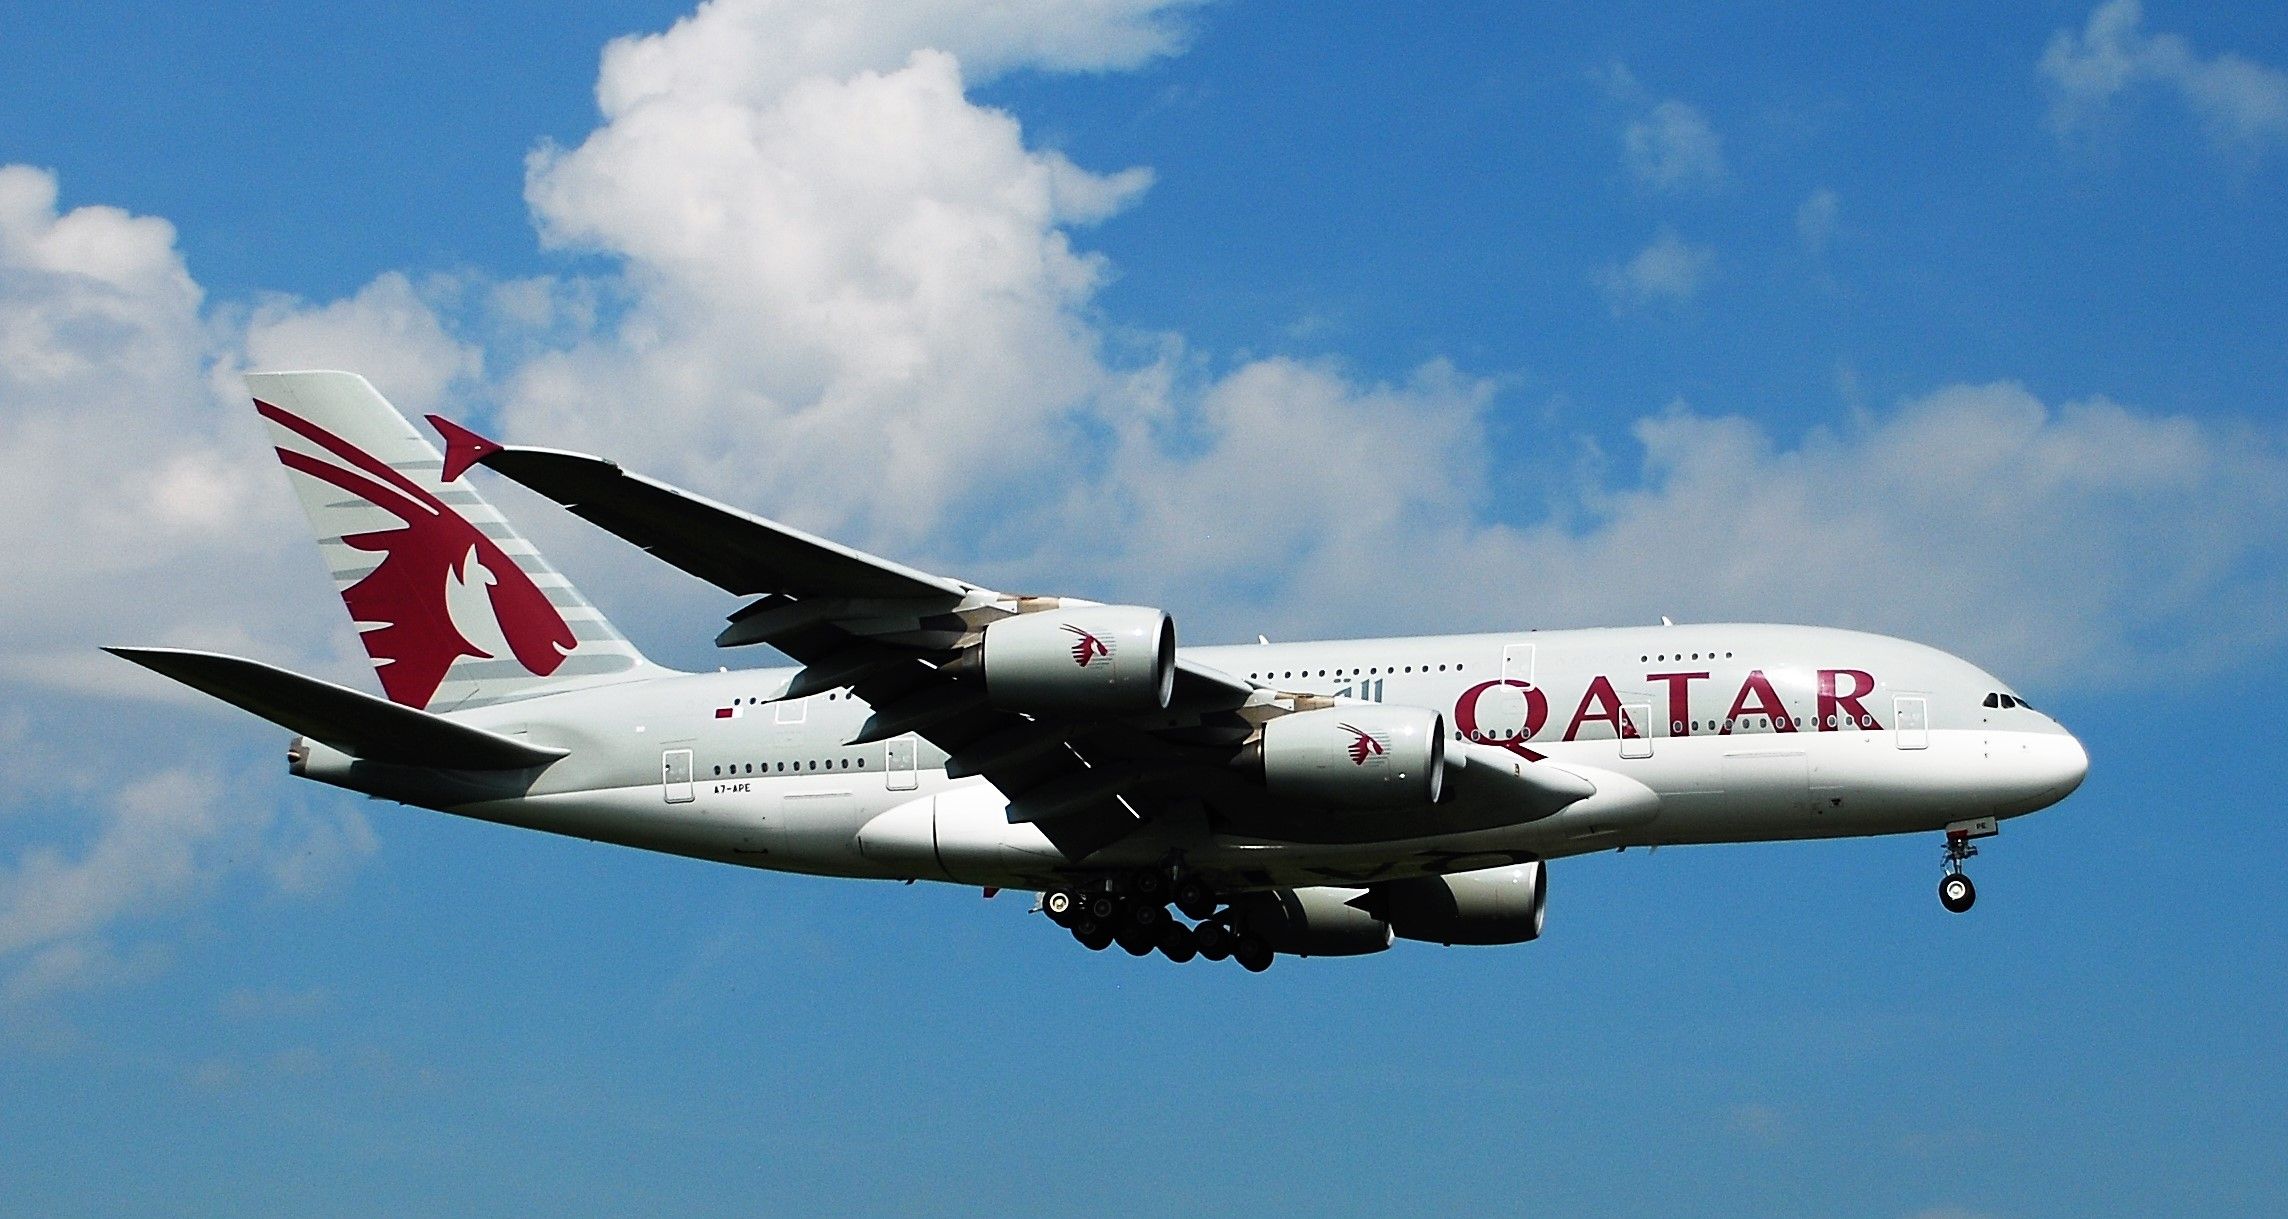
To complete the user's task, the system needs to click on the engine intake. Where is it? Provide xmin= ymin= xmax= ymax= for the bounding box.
xmin=1253 ymin=704 xmax=1446 ymax=807
xmin=1367 ymin=861 xmax=1547 ymax=946
xmin=964 ymin=604 xmax=1175 ymax=714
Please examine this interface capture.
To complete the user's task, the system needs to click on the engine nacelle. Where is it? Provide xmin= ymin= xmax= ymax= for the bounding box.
xmin=1367 ymin=862 xmax=1547 ymax=946
xmin=970 ymin=605 xmax=1175 ymax=713
xmin=1230 ymin=887 xmax=1392 ymax=957
xmin=1257 ymin=705 xmax=1446 ymax=807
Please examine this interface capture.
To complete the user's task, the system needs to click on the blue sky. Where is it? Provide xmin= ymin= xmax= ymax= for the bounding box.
xmin=1 ymin=2 xmax=2284 ymax=1215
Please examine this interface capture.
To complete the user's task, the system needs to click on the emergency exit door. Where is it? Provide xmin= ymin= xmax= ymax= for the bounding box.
xmin=662 ymin=748 xmax=695 ymax=803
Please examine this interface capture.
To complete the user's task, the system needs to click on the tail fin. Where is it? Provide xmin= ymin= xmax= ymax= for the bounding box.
xmin=247 ymin=370 xmax=653 ymax=711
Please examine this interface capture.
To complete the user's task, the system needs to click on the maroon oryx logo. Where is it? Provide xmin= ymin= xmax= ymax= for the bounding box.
xmin=256 ymin=401 xmax=576 ymax=709
xmin=1063 ymin=623 xmax=1111 ymax=667
xmin=1341 ymin=723 xmax=1387 ymax=766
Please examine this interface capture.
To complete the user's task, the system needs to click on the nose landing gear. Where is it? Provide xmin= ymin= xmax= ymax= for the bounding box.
xmin=1938 ymin=817 xmax=1997 ymax=914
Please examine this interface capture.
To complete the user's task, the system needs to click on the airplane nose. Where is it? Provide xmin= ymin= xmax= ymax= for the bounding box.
xmin=2037 ymin=731 xmax=2090 ymax=802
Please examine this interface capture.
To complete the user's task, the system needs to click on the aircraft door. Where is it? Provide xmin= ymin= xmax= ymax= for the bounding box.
xmin=1620 ymin=701 xmax=1653 ymax=759
xmin=885 ymin=734 xmax=919 ymax=791
xmin=662 ymin=748 xmax=695 ymax=803
xmin=1502 ymin=644 xmax=1535 ymax=685
xmin=1893 ymin=697 xmax=1929 ymax=750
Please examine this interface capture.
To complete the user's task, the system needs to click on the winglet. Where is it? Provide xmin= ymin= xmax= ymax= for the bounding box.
xmin=426 ymin=414 xmax=503 ymax=483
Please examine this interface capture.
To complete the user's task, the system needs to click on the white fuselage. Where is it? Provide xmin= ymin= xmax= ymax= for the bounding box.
xmin=301 ymin=623 xmax=2087 ymax=893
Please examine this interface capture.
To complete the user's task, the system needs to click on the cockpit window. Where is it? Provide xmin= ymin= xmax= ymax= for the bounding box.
xmin=1983 ymin=692 xmax=2030 ymax=710
xmin=1983 ymin=693 xmax=2000 ymax=708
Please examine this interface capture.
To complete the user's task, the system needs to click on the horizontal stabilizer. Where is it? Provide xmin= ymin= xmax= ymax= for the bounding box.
xmin=105 ymin=647 xmax=567 ymax=770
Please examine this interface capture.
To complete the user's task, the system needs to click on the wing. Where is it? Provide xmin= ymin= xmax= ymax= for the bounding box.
xmin=450 ymin=424 xmax=1584 ymax=864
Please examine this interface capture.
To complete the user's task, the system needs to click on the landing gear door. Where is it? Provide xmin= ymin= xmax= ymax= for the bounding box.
xmin=885 ymin=734 xmax=919 ymax=792
xmin=662 ymin=748 xmax=695 ymax=803
xmin=1894 ymin=697 xmax=1929 ymax=750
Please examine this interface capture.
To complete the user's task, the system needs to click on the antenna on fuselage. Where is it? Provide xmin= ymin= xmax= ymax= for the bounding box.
xmin=1660 ymin=616 xmax=1674 ymax=627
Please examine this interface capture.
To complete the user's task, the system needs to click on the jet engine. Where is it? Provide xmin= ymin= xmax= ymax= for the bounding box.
xmin=953 ymin=604 xmax=1175 ymax=713
xmin=1363 ymin=861 xmax=1547 ymax=946
xmin=1229 ymin=887 xmax=1392 ymax=957
xmin=1247 ymin=705 xmax=1446 ymax=807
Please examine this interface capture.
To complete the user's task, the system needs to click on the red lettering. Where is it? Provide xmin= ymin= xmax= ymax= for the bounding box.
xmin=1564 ymin=675 xmax=1641 ymax=741
xmin=1648 ymin=671 xmax=1709 ymax=736
xmin=1454 ymin=680 xmax=1548 ymax=760
xmin=1720 ymin=669 xmax=1796 ymax=734
xmin=1818 ymin=668 xmax=1881 ymax=731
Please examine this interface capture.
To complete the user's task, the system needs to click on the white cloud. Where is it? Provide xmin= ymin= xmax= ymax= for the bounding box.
xmin=595 ymin=0 xmax=1199 ymax=117
xmin=514 ymin=39 xmax=1155 ymax=545
xmin=1600 ymin=63 xmax=1727 ymax=191
xmin=0 ymin=766 xmax=375 ymax=1008
xmin=2043 ymin=0 xmax=2288 ymax=156
xmin=1597 ymin=228 xmax=1716 ymax=309
xmin=1084 ymin=380 xmax=2288 ymax=690
xmin=1797 ymin=188 xmax=1839 ymax=254
xmin=237 ymin=271 xmax=482 ymax=416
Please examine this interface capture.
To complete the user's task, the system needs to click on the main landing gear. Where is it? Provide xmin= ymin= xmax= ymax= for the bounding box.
xmin=1938 ymin=817 xmax=1998 ymax=914
xmin=1042 ymin=872 xmax=1273 ymax=972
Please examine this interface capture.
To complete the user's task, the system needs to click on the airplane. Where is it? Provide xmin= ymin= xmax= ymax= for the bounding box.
xmin=109 ymin=371 xmax=2089 ymax=972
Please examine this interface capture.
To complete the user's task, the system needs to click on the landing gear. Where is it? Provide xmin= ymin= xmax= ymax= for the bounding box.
xmin=1937 ymin=817 xmax=1995 ymax=914
xmin=1041 ymin=874 xmax=1275 ymax=970
xmin=1172 ymin=876 xmax=1217 ymax=921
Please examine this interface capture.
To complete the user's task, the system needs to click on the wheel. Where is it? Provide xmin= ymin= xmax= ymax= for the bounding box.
xmin=1157 ymin=923 xmax=1197 ymax=963
xmin=1044 ymin=889 xmax=1077 ymax=924
xmin=1116 ymin=924 xmax=1157 ymax=956
xmin=1234 ymin=935 xmax=1274 ymax=973
xmin=1133 ymin=870 xmax=1167 ymax=900
xmin=1172 ymin=877 xmax=1217 ymax=921
xmin=1086 ymin=893 xmax=1119 ymax=921
xmin=1939 ymin=871 xmax=1976 ymax=914
xmin=1072 ymin=914 xmax=1103 ymax=940
xmin=1128 ymin=901 xmax=1165 ymax=930
xmin=1193 ymin=921 xmax=1232 ymax=957
xmin=1073 ymin=924 xmax=1113 ymax=951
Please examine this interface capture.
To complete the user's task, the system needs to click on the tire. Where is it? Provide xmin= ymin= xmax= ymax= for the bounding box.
xmin=1086 ymin=893 xmax=1119 ymax=921
xmin=1157 ymin=923 xmax=1198 ymax=963
xmin=1173 ymin=878 xmax=1217 ymax=921
xmin=1194 ymin=921 xmax=1232 ymax=957
xmin=1116 ymin=924 xmax=1156 ymax=956
xmin=1075 ymin=924 xmax=1113 ymax=952
xmin=1939 ymin=872 xmax=1976 ymax=914
xmin=1235 ymin=935 xmax=1274 ymax=973
xmin=1129 ymin=901 xmax=1164 ymax=930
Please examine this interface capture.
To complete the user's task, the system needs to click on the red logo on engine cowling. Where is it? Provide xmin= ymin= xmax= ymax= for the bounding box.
xmin=1063 ymin=624 xmax=1111 ymax=667
xmin=1340 ymin=723 xmax=1387 ymax=766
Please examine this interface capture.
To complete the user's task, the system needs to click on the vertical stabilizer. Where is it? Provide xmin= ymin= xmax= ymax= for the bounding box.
xmin=247 ymin=370 xmax=653 ymax=711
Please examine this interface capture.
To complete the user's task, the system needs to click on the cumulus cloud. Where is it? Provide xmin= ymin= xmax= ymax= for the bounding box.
xmin=1597 ymin=228 xmax=1716 ymax=309
xmin=2043 ymin=0 xmax=2288 ymax=156
xmin=1600 ymin=62 xmax=1727 ymax=192
xmin=0 ymin=768 xmax=375 ymax=1007
xmin=1083 ymin=380 xmax=2288 ymax=690
xmin=515 ymin=39 xmax=1154 ymax=544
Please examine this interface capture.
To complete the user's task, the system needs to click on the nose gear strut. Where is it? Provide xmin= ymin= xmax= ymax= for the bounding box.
xmin=1938 ymin=817 xmax=1997 ymax=913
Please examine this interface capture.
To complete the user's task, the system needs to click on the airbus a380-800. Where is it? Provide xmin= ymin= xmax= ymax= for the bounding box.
xmin=111 ymin=372 xmax=2088 ymax=972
